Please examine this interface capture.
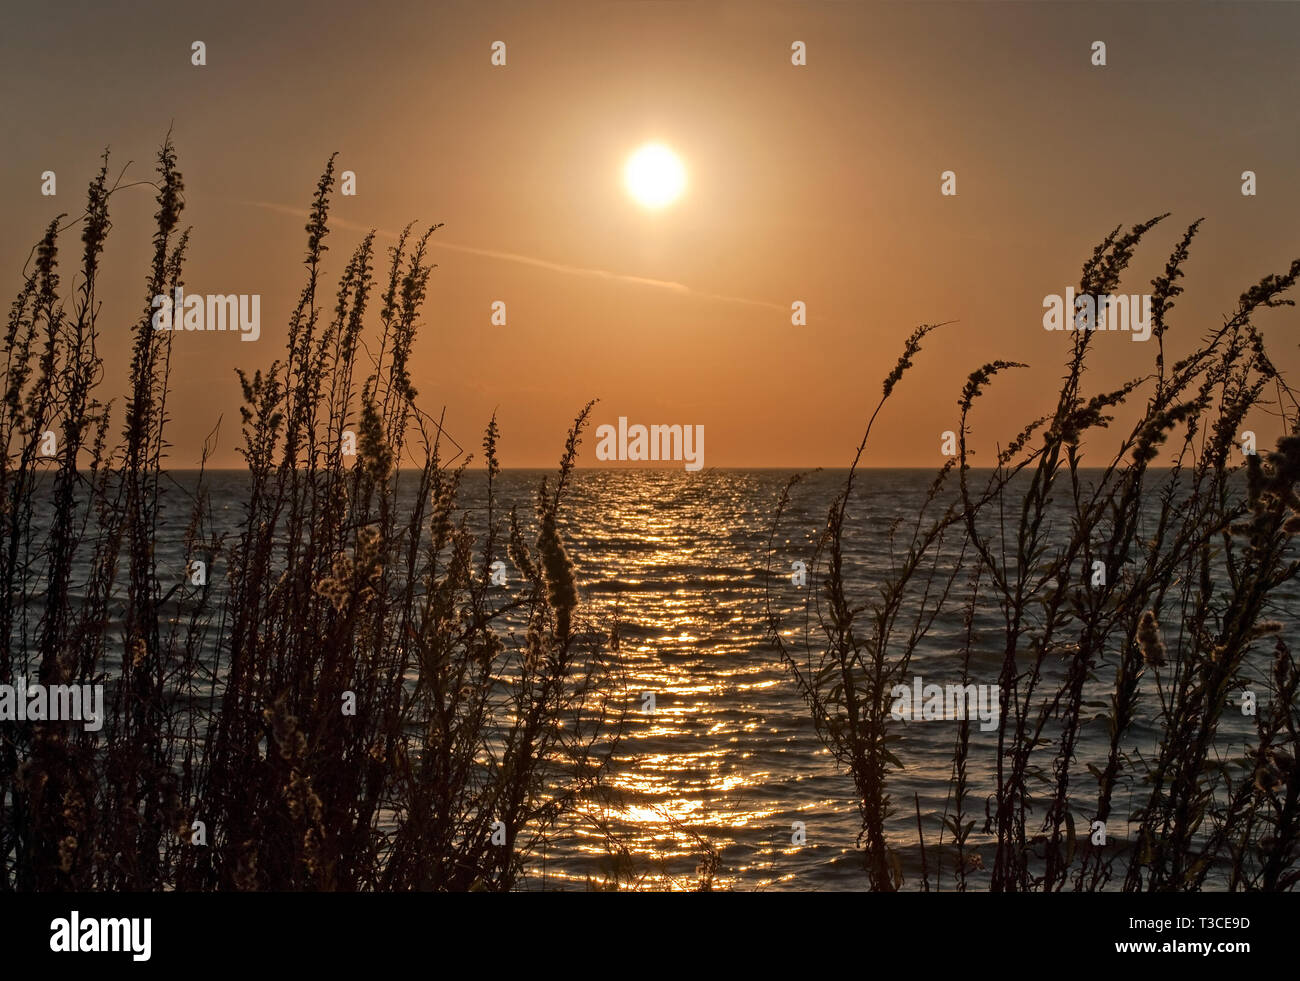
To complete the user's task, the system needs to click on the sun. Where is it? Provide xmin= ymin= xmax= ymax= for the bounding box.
xmin=624 ymin=143 xmax=686 ymax=209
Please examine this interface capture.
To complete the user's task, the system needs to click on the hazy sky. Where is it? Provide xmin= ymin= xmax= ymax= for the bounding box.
xmin=3 ymin=0 xmax=1298 ymax=468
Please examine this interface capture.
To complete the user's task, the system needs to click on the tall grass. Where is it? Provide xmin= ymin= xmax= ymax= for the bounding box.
xmin=767 ymin=217 xmax=1300 ymax=891
xmin=0 ymin=142 xmax=622 ymax=892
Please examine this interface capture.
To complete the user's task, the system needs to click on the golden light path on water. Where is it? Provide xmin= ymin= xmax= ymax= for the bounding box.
xmin=530 ymin=470 xmax=866 ymax=891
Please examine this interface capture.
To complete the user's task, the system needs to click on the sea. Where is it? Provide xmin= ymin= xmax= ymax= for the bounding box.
xmin=22 ymin=467 xmax=1291 ymax=890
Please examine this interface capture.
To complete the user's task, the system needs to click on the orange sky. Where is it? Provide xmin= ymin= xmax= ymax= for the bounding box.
xmin=3 ymin=1 xmax=1298 ymax=469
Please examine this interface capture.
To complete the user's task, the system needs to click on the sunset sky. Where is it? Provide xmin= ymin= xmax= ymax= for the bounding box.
xmin=3 ymin=0 xmax=1298 ymax=469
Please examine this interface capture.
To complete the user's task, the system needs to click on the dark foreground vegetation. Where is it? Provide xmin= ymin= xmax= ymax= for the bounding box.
xmin=768 ymin=217 xmax=1300 ymax=891
xmin=1 ymin=142 xmax=621 ymax=891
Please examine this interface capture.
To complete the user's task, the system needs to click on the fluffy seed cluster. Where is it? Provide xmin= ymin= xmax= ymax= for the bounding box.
xmin=1137 ymin=610 xmax=1166 ymax=668
xmin=313 ymin=525 xmax=384 ymax=612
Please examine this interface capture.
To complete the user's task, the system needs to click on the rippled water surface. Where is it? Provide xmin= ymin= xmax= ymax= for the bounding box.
xmin=34 ymin=468 xmax=1287 ymax=891
xmin=464 ymin=469 xmax=1282 ymax=890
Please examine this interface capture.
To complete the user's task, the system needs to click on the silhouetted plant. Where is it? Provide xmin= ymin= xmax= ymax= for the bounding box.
xmin=768 ymin=218 xmax=1300 ymax=892
xmin=0 ymin=143 xmax=623 ymax=892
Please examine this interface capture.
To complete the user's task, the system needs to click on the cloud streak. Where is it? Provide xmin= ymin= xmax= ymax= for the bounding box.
xmin=241 ymin=199 xmax=785 ymax=312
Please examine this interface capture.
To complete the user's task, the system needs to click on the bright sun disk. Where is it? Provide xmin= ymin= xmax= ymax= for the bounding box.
xmin=625 ymin=144 xmax=686 ymax=209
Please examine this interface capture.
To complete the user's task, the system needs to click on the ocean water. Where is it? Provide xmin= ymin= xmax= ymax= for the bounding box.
xmin=471 ymin=468 xmax=1283 ymax=890
xmin=20 ymin=467 xmax=1289 ymax=891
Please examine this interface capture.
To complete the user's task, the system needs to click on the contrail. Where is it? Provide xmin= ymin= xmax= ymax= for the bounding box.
xmin=240 ymin=199 xmax=785 ymax=312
